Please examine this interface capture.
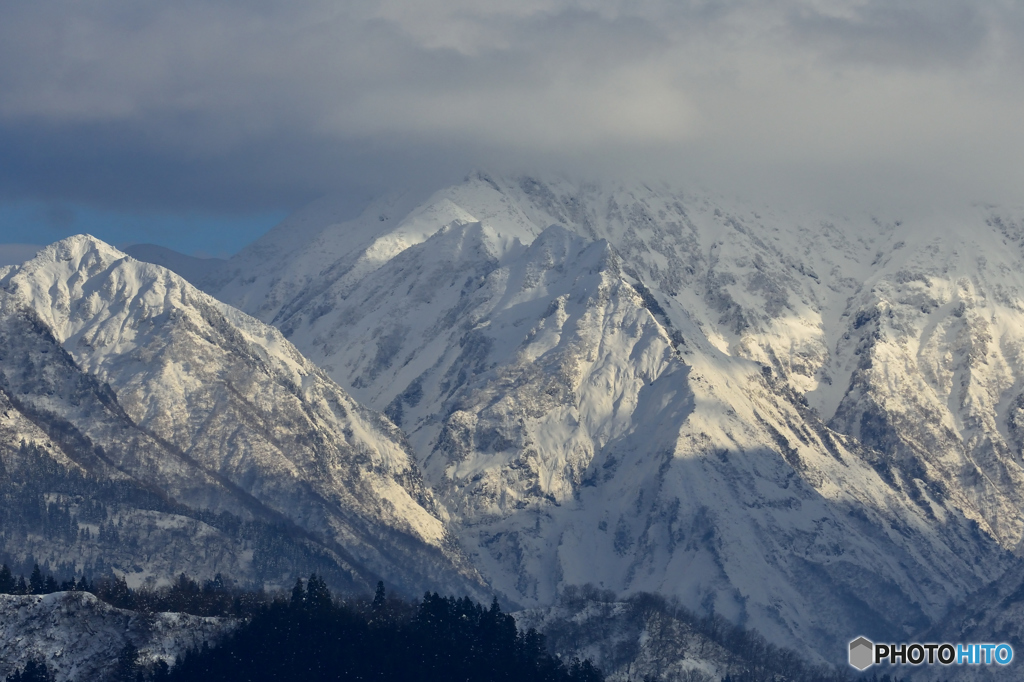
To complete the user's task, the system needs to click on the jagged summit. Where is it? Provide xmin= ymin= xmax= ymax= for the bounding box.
xmin=4 ymin=233 xmax=315 ymax=388
xmin=29 ymin=232 xmax=122 ymax=262
xmin=193 ymin=175 xmax=1024 ymax=662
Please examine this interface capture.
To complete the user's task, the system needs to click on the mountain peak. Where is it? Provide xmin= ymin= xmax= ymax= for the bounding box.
xmin=0 ymin=231 xmax=487 ymax=598
xmin=1 ymin=233 xmax=199 ymax=347
xmin=31 ymin=233 xmax=126 ymax=268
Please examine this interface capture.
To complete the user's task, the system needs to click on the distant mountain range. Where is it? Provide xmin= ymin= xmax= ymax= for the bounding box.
xmin=4 ymin=173 xmax=1024 ymax=671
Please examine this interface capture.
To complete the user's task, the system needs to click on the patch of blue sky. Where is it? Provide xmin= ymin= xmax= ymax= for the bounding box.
xmin=0 ymin=200 xmax=286 ymax=258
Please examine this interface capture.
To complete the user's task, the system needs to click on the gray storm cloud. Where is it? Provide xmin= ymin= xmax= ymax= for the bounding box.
xmin=0 ymin=0 xmax=1021 ymax=213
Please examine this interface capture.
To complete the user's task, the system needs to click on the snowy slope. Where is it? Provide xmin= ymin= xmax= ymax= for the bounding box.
xmin=479 ymin=181 xmax=1024 ymax=554
xmin=206 ymin=174 xmax=1022 ymax=662
xmin=912 ymin=559 xmax=1024 ymax=681
xmin=826 ymin=213 xmax=1024 ymax=548
xmin=0 ymin=236 xmax=485 ymax=597
xmin=0 ymin=592 xmax=234 ymax=682
xmin=514 ymin=591 xmax=842 ymax=682
xmin=122 ymin=244 xmax=226 ymax=289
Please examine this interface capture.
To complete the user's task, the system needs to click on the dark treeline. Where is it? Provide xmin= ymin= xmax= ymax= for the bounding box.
xmin=2 ymin=574 xmax=603 ymax=682
xmin=1 ymin=569 xmax=939 ymax=682
xmin=0 ymin=562 xmax=265 ymax=618
xmin=0 ymin=562 xmax=85 ymax=597
xmin=0 ymin=569 xmax=955 ymax=682
xmin=168 ymin=579 xmax=603 ymax=682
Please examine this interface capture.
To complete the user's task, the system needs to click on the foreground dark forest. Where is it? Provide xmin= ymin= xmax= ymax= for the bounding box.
xmin=167 ymin=580 xmax=603 ymax=682
xmin=2 ymin=567 xmax=602 ymax=682
xmin=2 ymin=564 xmax=925 ymax=682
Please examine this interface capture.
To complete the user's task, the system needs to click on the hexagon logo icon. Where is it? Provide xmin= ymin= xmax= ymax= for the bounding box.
xmin=849 ymin=637 xmax=874 ymax=671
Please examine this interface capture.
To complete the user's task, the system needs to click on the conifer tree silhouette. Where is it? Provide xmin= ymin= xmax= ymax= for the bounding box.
xmin=28 ymin=565 xmax=44 ymax=595
xmin=0 ymin=565 xmax=14 ymax=594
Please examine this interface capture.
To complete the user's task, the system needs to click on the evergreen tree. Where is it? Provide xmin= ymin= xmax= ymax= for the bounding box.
xmin=568 ymin=659 xmax=603 ymax=682
xmin=205 ymin=573 xmax=225 ymax=594
xmin=0 ymin=564 xmax=14 ymax=594
xmin=289 ymin=577 xmax=304 ymax=608
xmin=151 ymin=660 xmax=170 ymax=682
xmin=372 ymin=580 xmax=386 ymax=610
xmin=305 ymin=574 xmax=331 ymax=613
xmin=167 ymin=573 xmax=201 ymax=613
xmin=111 ymin=641 xmax=140 ymax=682
xmin=165 ymin=587 xmax=604 ymax=682
xmin=28 ymin=565 xmax=44 ymax=595
xmin=103 ymin=575 xmax=135 ymax=609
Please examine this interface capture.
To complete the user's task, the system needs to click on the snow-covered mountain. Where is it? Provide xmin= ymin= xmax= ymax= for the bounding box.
xmin=0 ymin=236 xmax=484 ymax=598
xmin=197 ymin=173 xmax=1024 ymax=662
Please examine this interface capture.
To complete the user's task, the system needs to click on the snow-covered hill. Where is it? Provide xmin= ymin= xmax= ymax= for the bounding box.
xmin=0 ymin=236 xmax=484 ymax=598
xmin=0 ymin=592 xmax=234 ymax=682
xmin=199 ymin=173 xmax=1024 ymax=663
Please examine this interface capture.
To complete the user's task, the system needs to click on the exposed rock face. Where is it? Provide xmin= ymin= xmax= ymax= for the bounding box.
xmin=199 ymin=174 xmax=1024 ymax=662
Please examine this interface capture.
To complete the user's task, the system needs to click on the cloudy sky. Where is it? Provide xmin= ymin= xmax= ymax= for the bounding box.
xmin=1 ymin=0 xmax=1022 ymax=259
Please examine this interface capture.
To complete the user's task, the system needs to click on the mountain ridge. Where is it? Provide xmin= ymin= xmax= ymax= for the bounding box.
xmin=8 ymin=174 xmax=1024 ymax=668
xmin=0 ymin=234 xmax=487 ymax=599
xmin=194 ymin=174 xmax=1024 ymax=662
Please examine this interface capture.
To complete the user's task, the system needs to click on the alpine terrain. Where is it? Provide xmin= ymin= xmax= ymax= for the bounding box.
xmin=0 ymin=236 xmax=485 ymax=601
xmin=174 ymin=172 xmax=1024 ymax=663
xmin=5 ymin=172 xmax=1024 ymax=674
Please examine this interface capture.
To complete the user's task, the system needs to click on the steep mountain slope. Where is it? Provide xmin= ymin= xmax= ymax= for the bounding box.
xmin=825 ymin=216 xmax=1024 ymax=550
xmin=0 ymin=236 xmax=484 ymax=597
xmin=202 ymin=174 xmax=1021 ymax=662
xmin=476 ymin=180 xmax=1024 ymax=555
xmin=910 ymin=559 xmax=1024 ymax=681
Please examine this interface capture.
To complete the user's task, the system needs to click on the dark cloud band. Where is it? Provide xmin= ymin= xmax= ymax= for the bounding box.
xmin=0 ymin=0 xmax=1021 ymax=219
